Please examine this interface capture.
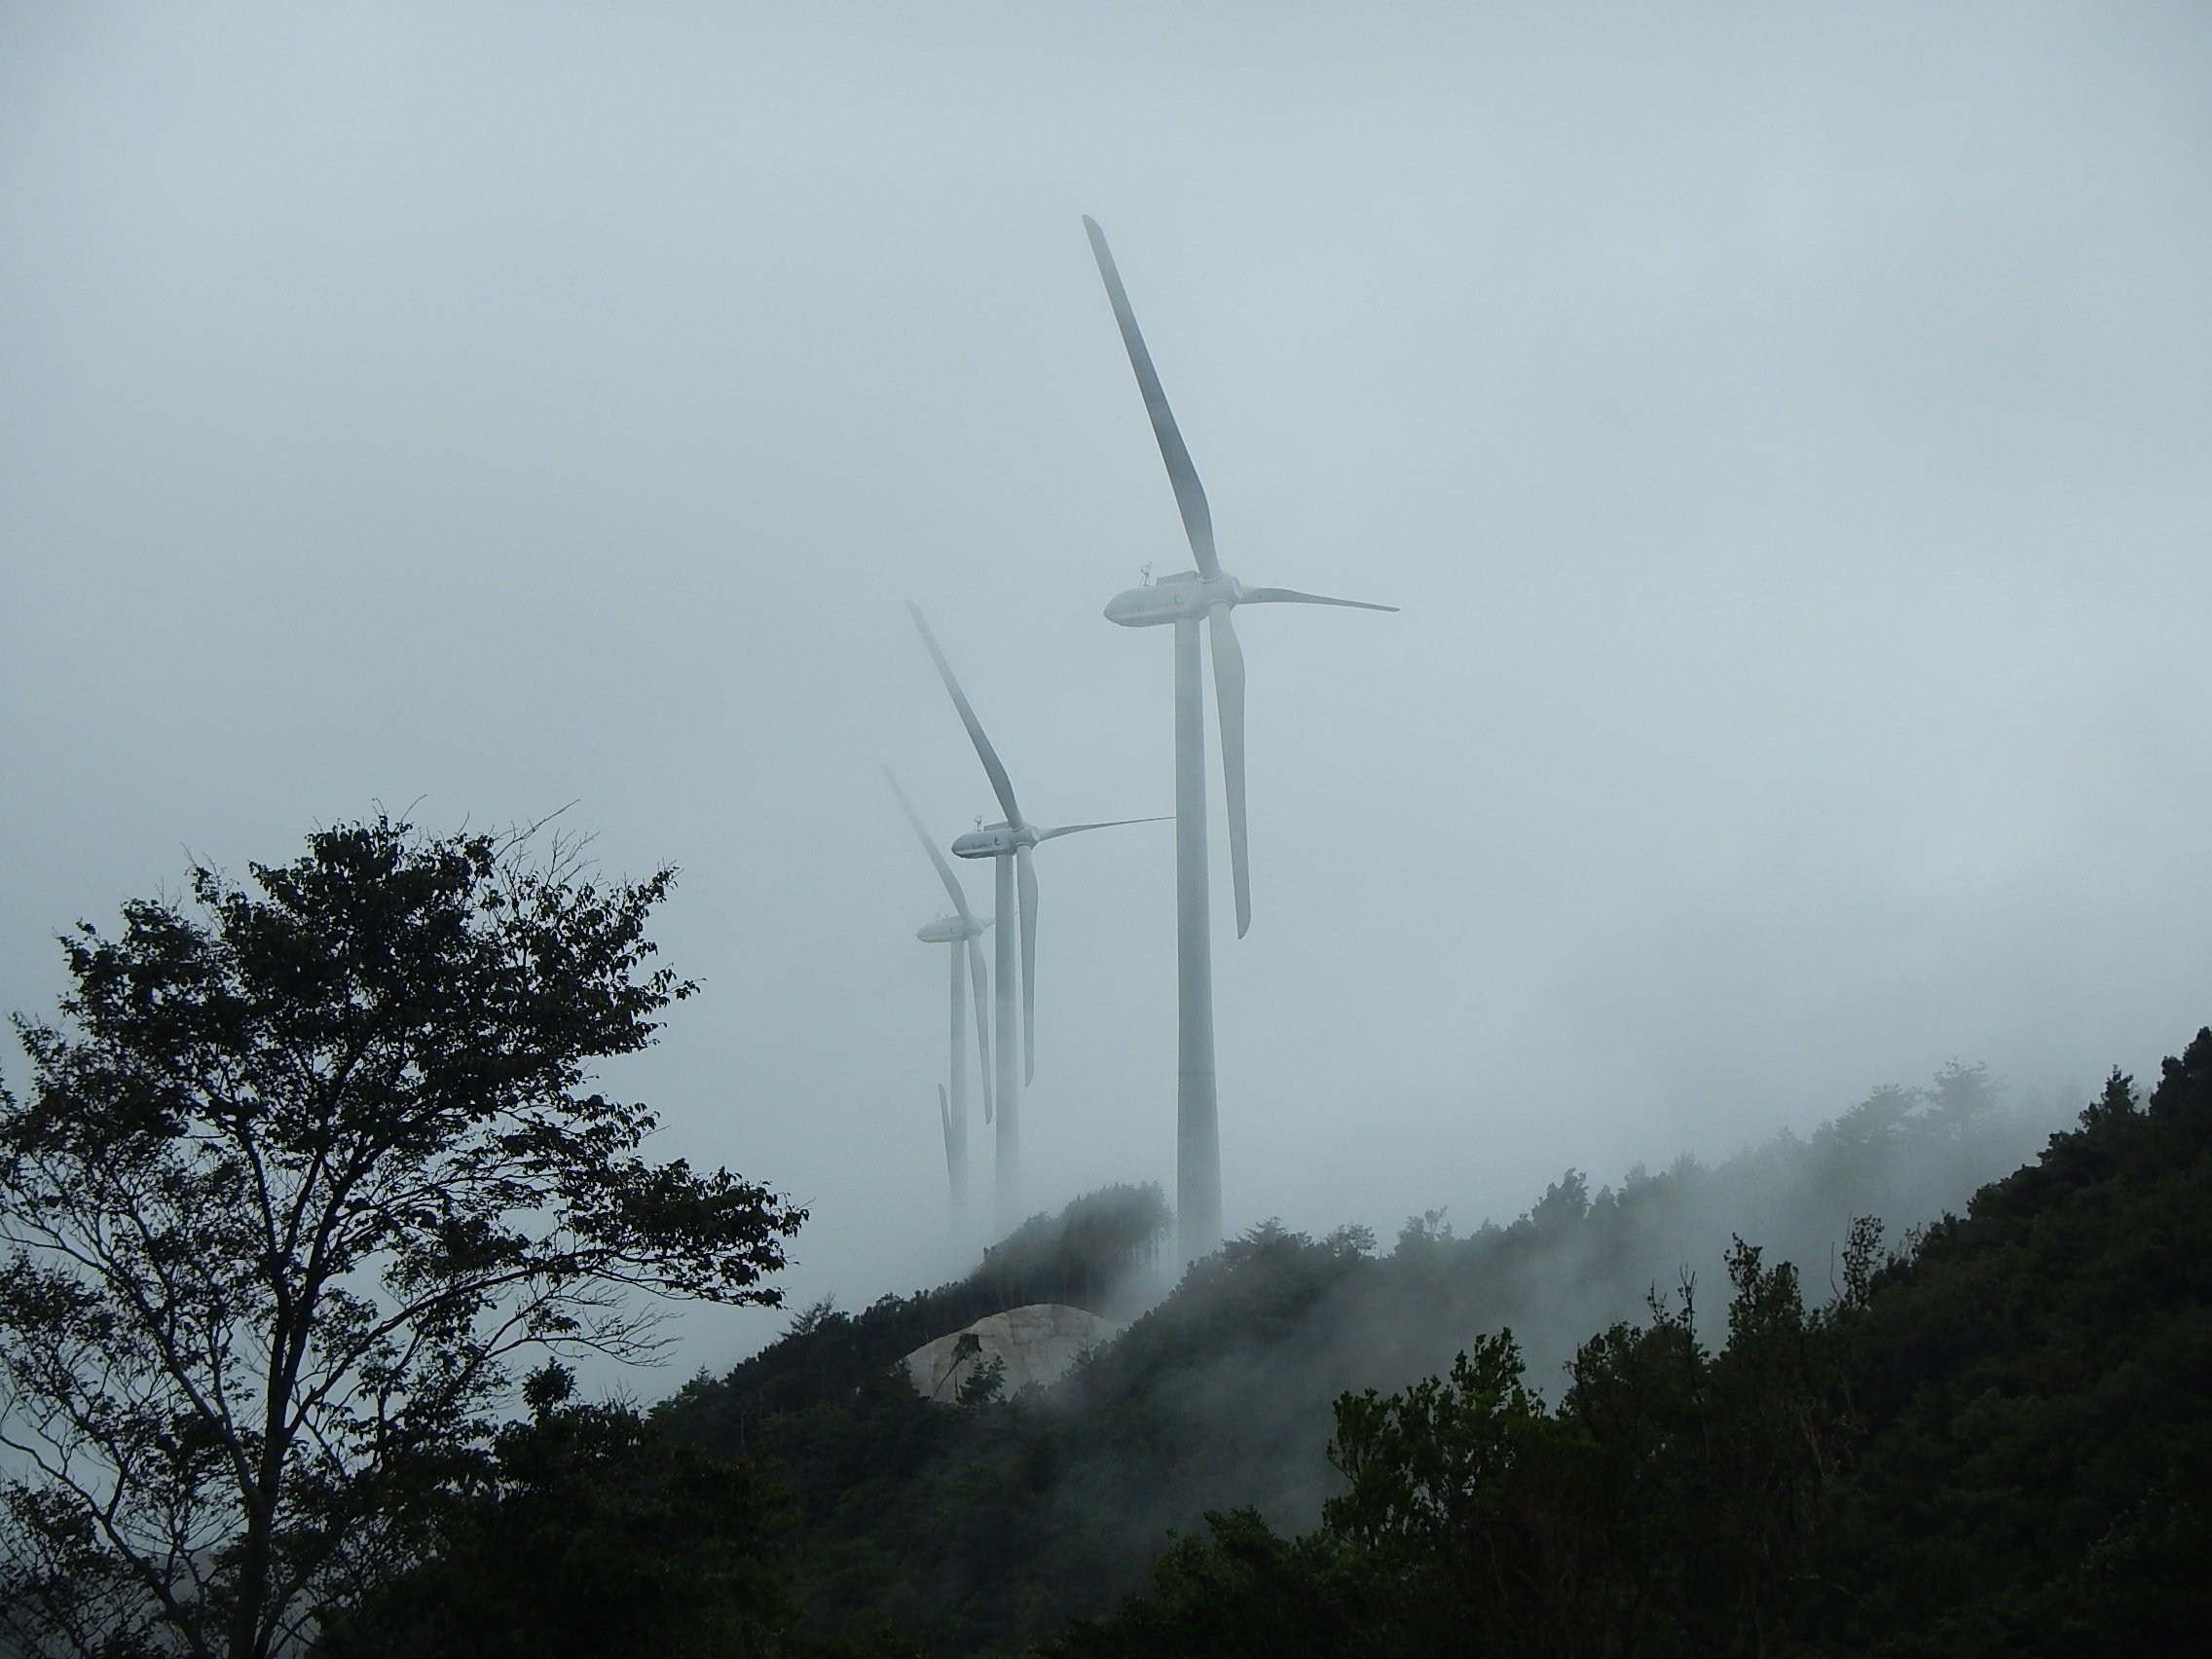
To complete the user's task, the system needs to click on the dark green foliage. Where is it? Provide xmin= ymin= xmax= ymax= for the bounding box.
xmin=1058 ymin=1034 xmax=2212 ymax=1658
xmin=660 ymin=1068 xmax=2050 ymax=1655
xmin=5 ymin=809 xmax=2187 ymax=1659
xmin=316 ymin=1365 xmax=794 ymax=1659
xmin=1309 ymin=1238 xmax=1856 ymax=1657
xmin=1323 ymin=1333 xmax=1582 ymax=1653
xmin=981 ymin=1183 xmax=1173 ymax=1314
xmin=955 ymin=1354 xmax=1009 ymax=1408
xmin=1049 ymin=1511 xmax=1380 ymax=1659
xmin=1052 ymin=1236 xmax=1860 ymax=1659
xmin=0 ymin=819 xmax=804 ymax=1659
xmin=656 ymin=1210 xmax=1372 ymax=1656
xmin=668 ymin=1183 xmax=1168 ymax=1460
xmin=1819 ymin=1046 xmax=2212 ymax=1656
xmin=644 ymin=1186 xmax=1170 ymax=1655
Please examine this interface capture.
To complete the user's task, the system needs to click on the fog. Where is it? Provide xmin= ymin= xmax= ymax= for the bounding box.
xmin=4 ymin=3 xmax=2209 ymax=1379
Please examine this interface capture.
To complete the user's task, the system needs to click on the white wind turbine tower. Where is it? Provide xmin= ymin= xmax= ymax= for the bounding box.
xmin=907 ymin=601 xmax=1169 ymax=1235
xmin=885 ymin=765 xmax=994 ymax=1238
xmin=1083 ymin=216 xmax=1397 ymax=1267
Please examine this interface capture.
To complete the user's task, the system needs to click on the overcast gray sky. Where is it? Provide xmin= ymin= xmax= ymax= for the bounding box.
xmin=6 ymin=2 xmax=2209 ymax=1377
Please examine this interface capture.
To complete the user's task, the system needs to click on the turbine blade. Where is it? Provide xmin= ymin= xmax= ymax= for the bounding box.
xmin=1083 ymin=216 xmax=1219 ymax=579
xmin=967 ymin=934 xmax=994 ymax=1124
xmin=1236 ymin=586 xmax=1398 ymax=612
xmin=939 ymin=1085 xmax=955 ymax=1180
xmin=1210 ymin=603 xmax=1252 ymax=939
xmin=1036 ymin=815 xmax=1174 ymax=840
xmin=906 ymin=603 xmax=1024 ymax=829
xmin=882 ymin=764 xmax=976 ymax=923
xmin=1016 ymin=842 xmax=1039 ymax=1086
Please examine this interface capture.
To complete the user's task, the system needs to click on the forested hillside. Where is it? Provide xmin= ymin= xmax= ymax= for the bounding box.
xmin=1051 ymin=1035 xmax=2212 ymax=1657
xmin=658 ymin=1060 xmax=2078 ymax=1655
xmin=86 ymin=1032 xmax=2205 ymax=1659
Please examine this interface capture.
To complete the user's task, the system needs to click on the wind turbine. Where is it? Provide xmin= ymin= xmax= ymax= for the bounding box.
xmin=907 ymin=600 xmax=1168 ymax=1233
xmin=1082 ymin=215 xmax=1396 ymax=1266
xmin=885 ymin=765 xmax=994 ymax=1237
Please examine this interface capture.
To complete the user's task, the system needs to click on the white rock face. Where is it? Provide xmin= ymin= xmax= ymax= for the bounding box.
xmin=903 ymin=1303 xmax=1123 ymax=1403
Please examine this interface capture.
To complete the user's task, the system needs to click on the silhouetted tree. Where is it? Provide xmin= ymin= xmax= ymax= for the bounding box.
xmin=0 ymin=818 xmax=805 ymax=1659
xmin=1924 ymin=1058 xmax=2000 ymax=1141
xmin=1051 ymin=1508 xmax=1382 ymax=1659
xmin=1830 ymin=1082 xmax=1919 ymax=1152
xmin=1324 ymin=1332 xmax=1585 ymax=1654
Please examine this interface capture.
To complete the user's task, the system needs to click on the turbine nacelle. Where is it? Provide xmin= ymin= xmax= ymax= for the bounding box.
xmin=916 ymin=913 xmax=990 ymax=944
xmin=1105 ymin=570 xmax=1237 ymax=628
xmin=951 ymin=822 xmax=1035 ymax=859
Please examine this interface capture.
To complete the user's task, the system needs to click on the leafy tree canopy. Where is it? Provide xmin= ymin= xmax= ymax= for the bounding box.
xmin=0 ymin=817 xmax=805 ymax=1659
xmin=315 ymin=1363 xmax=796 ymax=1659
xmin=1052 ymin=1035 xmax=2212 ymax=1659
xmin=664 ymin=1069 xmax=2056 ymax=1657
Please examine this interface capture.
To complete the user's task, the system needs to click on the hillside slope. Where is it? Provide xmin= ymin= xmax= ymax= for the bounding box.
xmin=662 ymin=1065 xmax=2060 ymax=1656
xmin=1052 ymin=1034 xmax=2212 ymax=1658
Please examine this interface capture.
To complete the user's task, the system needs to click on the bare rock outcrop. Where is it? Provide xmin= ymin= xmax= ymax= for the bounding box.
xmin=902 ymin=1303 xmax=1122 ymax=1402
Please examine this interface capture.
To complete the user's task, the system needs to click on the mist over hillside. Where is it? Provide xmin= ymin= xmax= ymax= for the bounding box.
xmin=7 ymin=8 xmax=2207 ymax=1652
xmin=1043 ymin=1032 xmax=2212 ymax=1658
xmin=9 ymin=2 xmax=2211 ymax=1359
xmin=661 ymin=1061 xmax=2060 ymax=1655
